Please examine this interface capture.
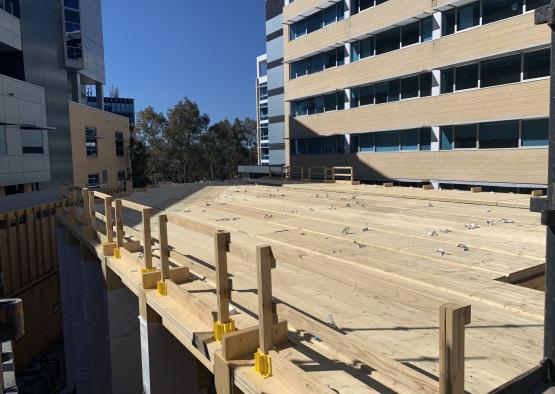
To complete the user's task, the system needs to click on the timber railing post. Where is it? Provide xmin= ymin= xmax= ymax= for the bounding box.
xmin=82 ymin=187 xmax=90 ymax=224
xmin=213 ymin=231 xmax=234 ymax=341
xmin=300 ymin=166 xmax=304 ymax=182
xmin=439 ymin=303 xmax=471 ymax=394
xmin=142 ymin=207 xmax=153 ymax=271
xmin=88 ymin=191 xmax=96 ymax=231
xmin=104 ymin=196 xmax=114 ymax=244
xmin=115 ymin=199 xmax=124 ymax=250
xmin=157 ymin=214 xmax=169 ymax=295
xmin=254 ymin=245 xmax=276 ymax=378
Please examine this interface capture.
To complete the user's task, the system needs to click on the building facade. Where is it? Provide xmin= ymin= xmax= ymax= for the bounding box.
xmin=68 ymin=101 xmax=130 ymax=189
xmin=0 ymin=0 xmax=106 ymax=196
xmin=256 ymin=54 xmax=269 ymax=164
xmin=284 ymin=0 xmax=550 ymax=189
xmin=86 ymin=96 xmax=135 ymax=131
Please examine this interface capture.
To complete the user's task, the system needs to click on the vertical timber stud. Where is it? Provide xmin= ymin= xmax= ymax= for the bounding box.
xmin=254 ymin=245 xmax=276 ymax=378
xmin=105 ymin=196 xmax=114 ymax=243
xmin=141 ymin=208 xmax=154 ymax=272
xmin=157 ymin=215 xmax=169 ymax=296
xmin=88 ymin=191 xmax=96 ymax=232
xmin=213 ymin=231 xmax=235 ymax=341
xmin=114 ymin=199 xmax=124 ymax=258
xmin=82 ymin=188 xmax=90 ymax=224
xmin=439 ymin=303 xmax=471 ymax=394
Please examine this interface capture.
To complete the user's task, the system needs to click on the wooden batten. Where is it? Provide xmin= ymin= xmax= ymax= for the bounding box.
xmin=222 ymin=320 xmax=289 ymax=361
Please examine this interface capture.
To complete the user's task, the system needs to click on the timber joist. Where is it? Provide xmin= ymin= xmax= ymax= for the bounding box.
xmin=53 ymin=182 xmax=547 ymax=393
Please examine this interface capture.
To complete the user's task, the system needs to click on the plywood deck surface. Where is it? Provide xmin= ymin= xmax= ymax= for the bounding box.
xmin=122 ymin=182 xmax=545 ymax=393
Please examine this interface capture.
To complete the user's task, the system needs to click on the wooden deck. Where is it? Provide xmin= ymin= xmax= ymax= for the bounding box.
xmin=61 ymin=182 xmax=545 ymax=393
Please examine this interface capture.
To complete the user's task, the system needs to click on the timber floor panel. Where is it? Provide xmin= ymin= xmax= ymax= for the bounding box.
xmin=121 ymin=182 xmax=546 ymax=393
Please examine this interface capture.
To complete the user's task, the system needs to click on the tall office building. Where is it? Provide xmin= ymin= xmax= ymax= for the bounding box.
xmin=259 ymin=0 xmax=286 ymax=167
xmin=284 ymin=0 xmax=550 ymax=190
xmin=87 ymin=95 xmax=136 ymax=131
xmin=0 ymin=0 xmax=107 ymax=195
xmin=256 ymin=54 xmax=269 ymax=164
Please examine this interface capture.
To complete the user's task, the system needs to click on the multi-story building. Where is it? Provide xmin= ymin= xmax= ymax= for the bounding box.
xmin=86 ymin=96 xmax=136 ymax=131
xmin=283 ymin=0 xmax=551 ymax=190
xmin=0 ymin=0 xmax=107 ymax=196
xmin=256 ymin=54 xmax=269 ymax=164
xmin=69 ymin=101 xmax=130 ymax=189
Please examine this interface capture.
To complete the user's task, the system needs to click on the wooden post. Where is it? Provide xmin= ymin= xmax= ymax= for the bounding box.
xmin=351 ymin=167 xmax=354 ymax=182
xmin=308 ymin=167 xmax=312 ymax=182
xmin=88 ymin=191 xmax=96 ymax=231
xmin=256 ymin=245 xmax=276 ymax=354
xmin=324 ymin=167 xmax=327 ymax=182
xmin=82 ymin=187 xmax=90 ymax=224
xmin=142 ymin=208 xmax=153 ymax=269
xmin=215 ymin=231 xmax=231 ymax=323
xmin=158 ymin=215 xmax=170 ymax=282
xmin=439 ymin=303 xmax=471 ymax=394
xmin=104 ymin=196 xmax=114 ymax=243
xmin=115 ymin=200 xmax=124 ymax=248
xmin=301 ymin=166 xmax=304 ymax=182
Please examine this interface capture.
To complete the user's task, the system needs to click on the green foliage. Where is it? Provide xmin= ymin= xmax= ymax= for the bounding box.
xmin=130 ymin=98 xmax=257 ymax=184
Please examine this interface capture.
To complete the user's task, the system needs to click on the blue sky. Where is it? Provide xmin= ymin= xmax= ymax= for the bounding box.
xmin=102 ymin=1 xmax=266 ymax=123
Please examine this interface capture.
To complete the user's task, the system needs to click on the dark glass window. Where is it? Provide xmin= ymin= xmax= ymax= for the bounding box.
xmin=442 ymin=8 xmax=456 ymax=36
xmin=401 ymin=76 xmax=419 ymax=99
xmin=483 ymin=0 xmax=523 ymax=25
xmin=88 ymin=173 xmax=100 ymax=187
xmin=307 ymin=138 xmax=324 ymax=154
xmin=420 ymin=73 xmax=432 ymax=97
xmin=375 ymin=131 xmax=400 ymax=152
xmin=360 ymin=37 xmax=374 ymax=58
xmin=388 ymin=80 xmax=400 ymax=102
xmin=86 ymin=127 xmax=98 ymax=156
xmin=420 ymin=128 xmax=432 ymax=151
xmin=315 ymin=96 xmax=325 ymax=114
xmin=324 ymin=49 xmax=337 ymax=69
xmin=523 ymin=49 xmax=550 ymax=80
xmin=376 ymin=27 xmax=400 ymax=55
xmin=441 ymin=69 xmax=454 ymax=93
xmin=359 ymin=85 xmax=374 ymax=106
xmin=324 ymin=93 xmax=338 ymax=111
xmin=350 ymin=135 xmax=360 ymax=153
xmin=324 ymin=136 xmax=338 ymax=154
xmin=401 ymin=21 xmax=420 ymax=47
xmin=115 ymin=132 xmax=124 ymax=156
xmin=454 ymin=124 xmax=477 ymax=148
xmin=298 ymin=139 xmax=308 ymax=154
xmin=337 ymin=135 xmax=346 ymax=154
xmin=479 ymin=121 xmax=519 ymax=148
xmin=360 ymin=133 xmax=374 ymax=152
xmin=351 ymin=41 xmax=361 ymax=62
xmin=401 ymin=129 xmax=419 ymax=150
xmin=375 ymin=83 xmax=388 ymax=104
xmin=307 ymin=12 xmax=323 ymax=33
xmin=522 ymin=119 xmax=549 ymax=146
xmin=21 ymin=130 xmax=44 ymax=154
xmin=527 ymin=0 xmax=549 ymax=11
xmin=336 ymin=46 xmax=345 ymax=66
xmin=457 ymin=2 xmax=480 ymax=31
xmin=422 ymin=16 xmax=433 ymax=42
xmin=337 ymin=92 xmax=345 ymax=110
xmin=324 ymin=6 xmax=337 ymax=25
xmin=481 ymin=54 xmax=521 ymax=87
xmin=455 ymin=63 xmax=479 ymax=90
xmin=307 ymin=54 xmax=324 ymax=74
xmin=64 ymin=0 xmax=79 ymax=9
xmin=351 ymin=89 xmax=360 ymax=108
xmin=441 ymin=126 xmax=453 ymax=150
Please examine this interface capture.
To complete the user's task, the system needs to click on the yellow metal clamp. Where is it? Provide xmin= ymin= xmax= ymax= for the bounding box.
xmin=113 ymin=248 xmax=121 ymax=259
xmin=141 ymin=267 xmax=157 ymax=274
xmin=157 ymin=281 xmax=167 ymax=296
xmin=254 ymin=348 xmax=272 ymax=378
xmin=213 ymin=320 xmax=236 ymax=341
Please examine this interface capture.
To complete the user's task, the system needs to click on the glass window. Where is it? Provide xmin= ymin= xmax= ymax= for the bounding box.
xmin=351 ymin=41 xmax=361 ymax=62
xmin=420 ymin=128 xmax=432 ymax=151
xmin=441 ymin=69 xmax=454 ymax=93
xmin=88 ymin=173 xmax=100 ymax=187
xmin=442 ymin=8 xmax=456 ymax=36
xmin=441 ymin=126 xmax=453 ymax=150
xmin=115 ymin=132 xmax=124 ymax=156
xmin=360 ymin=85 xmax=374 ymax=106
xmin=102 ymin=169 xmax=108 ymax=184
xmin=0 ymin=126 xmax=6 ymax=155
xmin=524 ymin=49 xmax=550 ymax=80
xmin=336 ymin=46 xmax=345 ymax=66
xmin=483 ymin=0 xmax=523 ymax=25
xmin=420 ymin=73 xmax=432 ymax=97
xmin=375 ymin=83 xmax=388 ymax=104
xmin=401 ymin=129 xmax=419 ymax=150
xmin=455 ymin=63 xmax=479 ymax=90
xmin=307 ymin=12 xmax=323 ymax=33
xmin=375 ymin=131 xmax=400 ymax=152
xmin=291 ymin=19 xmax=307 ymax=40
xmin=21 ymin=130 xmax=44 ymax=154
xmin=527 ymin=0 xmax=549 ymax=11
xmin=298 ymin=139 xmax=308 ymax=154
xmin=479 ymin=121 xmax=519 ymax=148
xmin=325 ymin=49 xmax=337 ymax=69
xmin=401 ymin=21 xmax=420 ymax=47
xmin=351 ymin=89 xmax=360 ymax=108
xmin=324 ymin=6 xmax=337 ymax=25
xmin=360 ymin=133 xmax=374 ymax=152
xmin=337 ymin=92 xmax=345 ymax=110
xmin=522 ymin=119 xmax=549 ymax=146
xmin=64 ymin=0 xmax=79 ymax=9
xmin=325 ymin=93 xmax=338 ymax=111
xmin=454 ymin=124 xmax=477 ymax=148
xmin=360 ymin=37 xmax=374 ymax=59
xmin=421 ymin=16 xmax=433 ymax=42
xmin=337 ymin=135 xmax=346 ymax=154
xmin=315 ymin=96 xmax=325 ymax=114
xmin=337 ymin=2 xmax=345 ymax=21
xmin=324 ymin=136 xmax=338 ymax=154
xmin=376 ymin=27 xmax=400 ymax=55
xmin=481 ymin=54 xmax=521 ymax=87
xmin=307 ymin=54 xmax=323 ymax=74
xmin=350 ymin=135 xmax=360 ymax=153
xmin=388 ymin=80 xmax=400 ymax=102
xmin=307 ymin=138 xmax=324 ymax=154
xmin=401 ymin=76 xmax=419 ymax=99
xmin=457 ymin=2 xmax=480 ymax=31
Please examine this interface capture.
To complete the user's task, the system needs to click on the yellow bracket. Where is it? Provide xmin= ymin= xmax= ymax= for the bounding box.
xmin=213 ymin=319 xmax=236 ymax=342
xmin=254 ymin=348 xmax=272 ymax=378
xmin=113 ymin=248 xmax=121 ymax=259
xmin=141 ymin=267 xmax=157 ymax=274
xmin=157 ymin=281 xmax=167 ymax=296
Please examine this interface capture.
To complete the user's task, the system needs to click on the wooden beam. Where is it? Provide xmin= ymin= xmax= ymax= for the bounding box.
xmin=222 ymin=320 xmax=288 ymax=361
xmin=104 ymin=196 xmax=114 ymax=243
xmin=215 ymin=231 xmax=231 ymax=323
xmin=158 ymin=215 xmax=170 ymax=282
xmin=167 ymin=214 xmax=215 ymax=238
xmin=88 ymin=191 xmax=96 ymax=231
xmin=439 ymin=303 xmax=471 ymax=394
xmin=115 ymin=199 xmax=124 ymax=248
xmin=256 ymin=245 xmax=276 ymax=354
xmin=142 ymin=208 xmax=152 ymax=269
xmin=82 ymin=187 xmax=89 ymax=224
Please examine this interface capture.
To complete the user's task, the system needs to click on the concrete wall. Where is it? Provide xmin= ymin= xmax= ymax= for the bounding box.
xmin=0 ymin=8 xmax=21 ymax=50
xmin=68 ymin=101 xmax=130 ymax=188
